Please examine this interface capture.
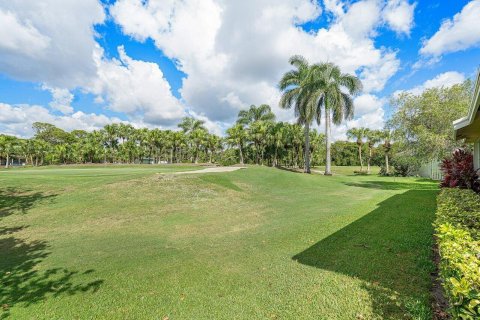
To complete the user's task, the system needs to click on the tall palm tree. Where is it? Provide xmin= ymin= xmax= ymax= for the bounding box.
xmin=190 ymin=128 xmax=207 ymax=163
xmin=346 ymin=127 xmax=367 ymax=172
xmin=206 ymin=134 xmax=221 ymax=163
xmin=381 ymin=129 xmax=393 ymax=174
xmin=226 ymin=124 xmax=247 ymax=164
xmin=365 ymin=129 xmax=381 ymax=173
xmin=237 ymin=104 xmax=275 ymax=126
xmin=310 ymin=62 xmax=363 ymax=175
xmin=271 ymin=122 xmax=286 ymax=167
xmin=0 ymin=135 xmax=17 ymax=168
xmin=248 ymin=120 xmax=270 ymax=165
xmin=278 ymin=55 xmax=322 ymax=173
xmin=178 ymin=117 xmax=206 ymax=133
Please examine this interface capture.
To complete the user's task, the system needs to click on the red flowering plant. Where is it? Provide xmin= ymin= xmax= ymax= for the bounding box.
xmin=440 ymin=148 xmax=480 ymax=192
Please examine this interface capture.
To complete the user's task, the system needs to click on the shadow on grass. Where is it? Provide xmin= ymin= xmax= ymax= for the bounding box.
xmin=344 ymin=180 xmax=439 ymax=190
xmin=0 ymin=188 xmax=57 ymax=218
xmin=199 ymin=174 xmax=243 ymax=192
xmin=293 ymin=189 xmax=438 ymax=319
xmin=0 ymin=189 xmax=103 ymax=318
xmin=276 ymin=166 xmax=304 ymax=174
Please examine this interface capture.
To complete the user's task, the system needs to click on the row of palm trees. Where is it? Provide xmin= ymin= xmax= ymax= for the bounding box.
xmin=1 ymin=56 xmax=381 ymax=172
xmin=346 ymin=128 xmax=392 ymax=174
xmin=0 ymin=109 xmax=327 ymax=168
xmin=1 ymin=120 xmax=391 ymax=172
xmin=226 ymin=104 xmax=325 ymax=167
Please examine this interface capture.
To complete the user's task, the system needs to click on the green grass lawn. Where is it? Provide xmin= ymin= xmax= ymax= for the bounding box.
xmin=314 ymin=165 xmax=381 ymax=175
xmin=0 ymin=165 xmax=438 ymax=319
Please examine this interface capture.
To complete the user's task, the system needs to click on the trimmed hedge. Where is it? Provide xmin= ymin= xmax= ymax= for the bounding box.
xmin=435 ymin=189 xmax=480 ymax=319
xmin=437 ymin=188 xmax=480 ymax=237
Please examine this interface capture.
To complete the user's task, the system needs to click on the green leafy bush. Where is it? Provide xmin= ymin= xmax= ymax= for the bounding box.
xmin=436 ymin=224 xmax=480 ymax=319
xmin=437 ymin=189 xmax=480 ymax=237
xmin=435 ymin=189 xmax=480 ymax=319
xmin=379 ymin=166 xmax=395 ymax=176
xmin=218 ymin=148 xmax=239 ymax=166
xmin=391 ymin=154 xmax=420 ymax=176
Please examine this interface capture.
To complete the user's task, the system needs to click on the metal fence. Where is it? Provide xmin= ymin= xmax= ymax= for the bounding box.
xmin=418 ymin=160 xmax=443 ymax=180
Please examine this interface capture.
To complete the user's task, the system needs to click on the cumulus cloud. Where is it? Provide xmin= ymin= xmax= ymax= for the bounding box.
xmin=382 ymin=0 xmax=416 ymax=36
xmin=0 ymin=0 xmax=105 ymax=88
xmin=395 ymin=71 xmax=466 ymax=96
xmin=0 ymin=103 xmax=125 ymax=138
xmin=0 ymin=0 xmax=417 ymax=139
xmin=0 ymin=9 xmax=50 ymax=56
xmin=420 ymin=0 xmax=480 ymax=56
xmin=111 ymin=0 xmax=407 ymax=132
xmin=87 ymin=46 xmax=185 ymax=125
xmin=41 ymin=85 xmax=74 ymax=114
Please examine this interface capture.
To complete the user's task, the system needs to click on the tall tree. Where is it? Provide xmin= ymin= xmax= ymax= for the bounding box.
xmin=178 ymin=117 xmax=206 ymax=133
xmin=237 ymin=104 xmax=275 ymax=126
xmin=380 ymin=129 xmax=393 ymax=174
xmin=278 ymin=55 xmax=322 ymax=173
xmin=365 ymin=129 xmax=381 ymax=173
xmin=346 ymin=127 xmax=367 ymax=172
xmin=310 ymin=63 xmax=362 ymax=175
xmin=388 ymin=81 xmax=472 ymax=163
xmin=0 ymin=135 xmax=17 ymax=168
xmin=226 ymin=124 xmax=247 ymax=164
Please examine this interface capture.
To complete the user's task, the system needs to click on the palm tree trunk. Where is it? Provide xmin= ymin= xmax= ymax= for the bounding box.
xmin=273 ymin=146 xmax=277 ymax=167
xmin=367 ymin=147 xmax=372 ymax=173
xmin=325 ymin=109 xmax=332 ymax=175
xmin=358 ymin=145 xmax=364 ymax=171
xmin=238 ymin=143 xmax=244 ymax=165
xmin=385 ymin=153 xmax=389 ymax=174
xmin=304 ymin=122 xmax=311 ymax=173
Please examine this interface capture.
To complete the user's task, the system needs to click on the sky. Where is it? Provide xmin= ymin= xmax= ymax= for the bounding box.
xmin=1 ymin=0 xmax=479 ymax=139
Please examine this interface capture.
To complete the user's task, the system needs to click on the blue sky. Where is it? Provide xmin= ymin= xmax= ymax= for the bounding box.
xmin=1 ymin=0 xmax=479 ymax=138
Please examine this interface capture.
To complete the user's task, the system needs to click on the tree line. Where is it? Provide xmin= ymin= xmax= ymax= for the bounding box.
xmin=0 ymin=56 xmax=473 ymax=175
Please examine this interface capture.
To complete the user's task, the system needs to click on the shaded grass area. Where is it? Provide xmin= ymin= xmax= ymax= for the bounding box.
xmin=0 ymin=165 xmax=438 ymax=319
xmin=294 ymin=189 xmax=437 ymax=318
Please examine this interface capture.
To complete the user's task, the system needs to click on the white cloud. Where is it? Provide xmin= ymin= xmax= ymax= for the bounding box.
xmin=353 ymin=94 xmax=386 ymax=116
xmin=0 ymin=0 xmax=415 ymax=138
xmin=422 ymin=71 xmax=466 ymax=89
xmin=421 ymin=0 xmax=480 ymax=56
xmin=382 ymin=0 xmax=416 ymax=36
xmin=0 ymin=9 xmax=50 ymax=56
xmin=111 ymin=0 xmax=404 ymax=127
xmin=88 ymin=46 xmax=185 ymax=125
xmin=0 ymin=0 xmax=105 ymax=88
xmin=41 ymin=85 xmax=74 ymax=114
xmin=395 ymin=71 xmax=466 ymax=96
xmin=0 ymin=103 xmax=125 ymax=138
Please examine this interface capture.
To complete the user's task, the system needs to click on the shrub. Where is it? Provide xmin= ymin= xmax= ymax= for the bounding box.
xmin=435 ymin=189 xmax=480 ymax=319
xmin=440 ymin=148 xmax=479 ymax=192
xmin=219 ymin=149 xmax=239 ymax=166
xmin=437 ymin=189 xmax=480 ymax=238
xmin=391 ymin=154 xmax=420 ymax=177
xmin=436 ymin=224 xmax=480 ymax=319
xmin=379 ymin=166 xmax=395 ymax=176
